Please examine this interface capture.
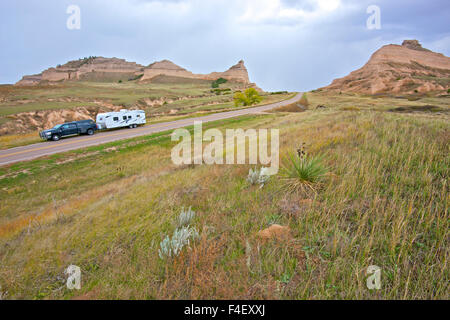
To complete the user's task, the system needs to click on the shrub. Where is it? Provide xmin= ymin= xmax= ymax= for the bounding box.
xmin=234 ymin=88 xmax=262 ymax=107
xmin=178 ymin=206 xmax=195 ymax=228
xmin=247 ymin=167 xmax=270 ymax=188
xmin=280 ymin=144 xmax=328 ymax=194
xmin=159 ymin=207 xmax=199 ymax=259
xmin=158 ymin=226 xmax=199 ymax=259
xmin=128 ymin=74 xmax=144 ymax=81
xmin=211 ymin=78 xmax=228 ymax=88
xmin=211 ymin=88 xmax=231 ymax=95
xmin=270 ymin=91 xmax=288 ymax=95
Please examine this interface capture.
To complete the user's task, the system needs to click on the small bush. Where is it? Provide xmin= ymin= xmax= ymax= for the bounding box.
xmin=211 ymin=88 xmax=231 ymax=95
xmin=247 ymin=167 xmax=270 ymax=188
xmin=159 ymin=207 xmax=199 ymax=259
xmin=234 ymin=88 xmax=262 ymax=107
xmin=211 ymin=78 xmax=228 ymax=88
xmin=158 ymin=226 xmax=199 ymax=259
xmin=280 ymin=144 xmax=328 ymax=194
xmin=128 ymin=74 xmax=144 ymax=81
xmin=178 ymin=206 xmax=195 ymax=228
xmin=270 ymin=91 xmax=288 ymax=95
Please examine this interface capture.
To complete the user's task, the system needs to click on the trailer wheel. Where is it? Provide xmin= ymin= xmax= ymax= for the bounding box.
xmin=133 ymin=124 xmax=137 ymax=128
xmin=87 ymin=129 xmax=94 ymax=135
xmin=52 ymin=134 xmax=60 ymax=141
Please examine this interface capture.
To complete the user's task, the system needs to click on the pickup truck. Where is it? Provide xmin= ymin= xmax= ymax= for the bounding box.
xmin=40 ymin=120 xmax=97 ymax=141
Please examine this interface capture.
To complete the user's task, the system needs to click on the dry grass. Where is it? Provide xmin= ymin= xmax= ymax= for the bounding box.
xmin=0 ymin=132 xmax=41 ymax=149
xmin=0 ymin=93 xmax=448 ymax=299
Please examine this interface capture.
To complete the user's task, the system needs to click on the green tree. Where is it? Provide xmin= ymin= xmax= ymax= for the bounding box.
xmin=234 ymin=88 xmax=262 ymax=107
xmin=211 ymin=78 xmax=228 ymax=88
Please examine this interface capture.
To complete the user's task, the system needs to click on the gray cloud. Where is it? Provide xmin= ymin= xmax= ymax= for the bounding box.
xmin=0 ymin=0 xmax=449 ymax=91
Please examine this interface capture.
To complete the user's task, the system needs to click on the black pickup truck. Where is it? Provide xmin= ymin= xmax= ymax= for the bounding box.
xmin=40 ymin=120 xmax=97 ymax=141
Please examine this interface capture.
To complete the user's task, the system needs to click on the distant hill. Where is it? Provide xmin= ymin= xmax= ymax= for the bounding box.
xmin=15 ymin=57 xmax=258 ymax=88
xmin=322 ymin=40 xmax=450 ymax=94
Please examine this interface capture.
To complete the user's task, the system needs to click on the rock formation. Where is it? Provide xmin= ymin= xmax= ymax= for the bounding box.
xmin=16 ymin=58 xmax=254 ymax=86
xmin=16 ymin=57 xmax=144 ymax=85
xmin=322 ymin=40 xmax=450 ymax=94
xmin=140 ymin=59 xmax=251 ymax=84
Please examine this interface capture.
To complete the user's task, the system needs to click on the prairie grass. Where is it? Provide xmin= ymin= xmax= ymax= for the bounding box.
xmin=298 ymin=93 xmax=309 ymax=107
xmin=0 ymin=93 xmax=448 ymax=299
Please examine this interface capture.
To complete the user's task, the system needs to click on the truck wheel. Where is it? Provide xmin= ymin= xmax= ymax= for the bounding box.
xmin=87 ymin=129 xmax=94 ymax=135
xmin=52 ymin=134 xmax=60 ymax=141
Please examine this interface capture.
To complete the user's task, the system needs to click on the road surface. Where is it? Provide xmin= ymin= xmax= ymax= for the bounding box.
xmin=0 ymin=93 xmax=302 ymax=166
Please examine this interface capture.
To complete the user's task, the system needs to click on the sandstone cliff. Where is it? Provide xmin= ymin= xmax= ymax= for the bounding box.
xmin=16 ymin=58 xmax=254 ymax=86
xmin=16 ymin=57 xmax=144 ymax=85
xmin=140 ymin=59 xmax=251 ymax=84
xmin=322 ymin=40 xmax=450 ymax=94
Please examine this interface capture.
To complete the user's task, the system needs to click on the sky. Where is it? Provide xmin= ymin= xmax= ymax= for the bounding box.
xmin=1 ymin=0 xmax=449 ymax=91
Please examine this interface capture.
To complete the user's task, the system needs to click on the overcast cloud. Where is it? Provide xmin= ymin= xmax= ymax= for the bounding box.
xmin=1 ymin=0 xmax=449 ymax=91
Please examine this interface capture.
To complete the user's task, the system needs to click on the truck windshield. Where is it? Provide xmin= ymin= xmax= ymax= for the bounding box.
xmin=53 ymin=124 xmax=62 ymax=129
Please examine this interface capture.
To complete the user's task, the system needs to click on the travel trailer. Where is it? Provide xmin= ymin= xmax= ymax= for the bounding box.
xmin=96 ymin=109 xmax=146 ymax=130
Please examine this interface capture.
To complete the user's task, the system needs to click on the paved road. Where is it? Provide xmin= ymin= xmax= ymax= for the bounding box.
xmin=0 ymin=93 xmax=301 ymax=166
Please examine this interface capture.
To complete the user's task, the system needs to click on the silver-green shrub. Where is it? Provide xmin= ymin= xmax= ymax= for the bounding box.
xmin=158 ymin=226 xmax=199 ymax=259
xmin=177 ymin=206 xmax=195 ymax=228
xmin=247 ymin=167 xmax=270 ymax=188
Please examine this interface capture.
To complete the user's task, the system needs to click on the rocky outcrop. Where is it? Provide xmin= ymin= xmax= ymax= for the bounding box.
xmin=16 ymin=58 xmax=254 ymax=86
xmin=204 ymin=60 xmax=250 ymax=83
xmin=140 ymin=60 xmax=196 ymax=81
xmin=401 ymin=40 xmax=431 ymax=52
xmin=16 ymin=57 xmax=144 ymax=85
xmin=140 ymin=59 xmax=251 ymax=84
xmin=322 ymin=40 xmax=450 ymax=94
xmin=257 ymin=224 xmax=291 ymax=241
xmin=0 ymin=104 xmax=132 ymax=135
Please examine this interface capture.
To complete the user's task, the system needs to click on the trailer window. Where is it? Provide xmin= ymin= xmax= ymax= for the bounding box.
xmin=113 ymin=117 xmax=119 ymax=121
xmin=123 ymin=116 xmax=127 ymax=120
xmin=137 ymin=115 xmax=141 ymax=118
xmin=128 ymin=116 xmax=132 ymax=119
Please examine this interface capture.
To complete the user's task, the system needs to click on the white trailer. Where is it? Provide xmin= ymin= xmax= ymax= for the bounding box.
xmin=96 ymin=109 xmax=146 ymax=130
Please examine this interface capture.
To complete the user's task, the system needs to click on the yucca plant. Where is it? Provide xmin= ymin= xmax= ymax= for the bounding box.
xmin=280 ymin=144 xmax=329 ymax=194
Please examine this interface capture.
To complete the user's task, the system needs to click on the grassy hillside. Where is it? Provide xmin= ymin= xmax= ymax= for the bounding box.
xmin=0 ymin=80 xmax=292 ymax=148
xmin=0 ymin=80 xmax=287 ymax=117
xmin=0 ymin=93 xmax=448 ymax=299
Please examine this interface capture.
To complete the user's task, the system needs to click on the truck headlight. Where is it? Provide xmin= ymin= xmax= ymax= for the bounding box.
xmin=46 ymin=132 xmax=51 ymax=136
